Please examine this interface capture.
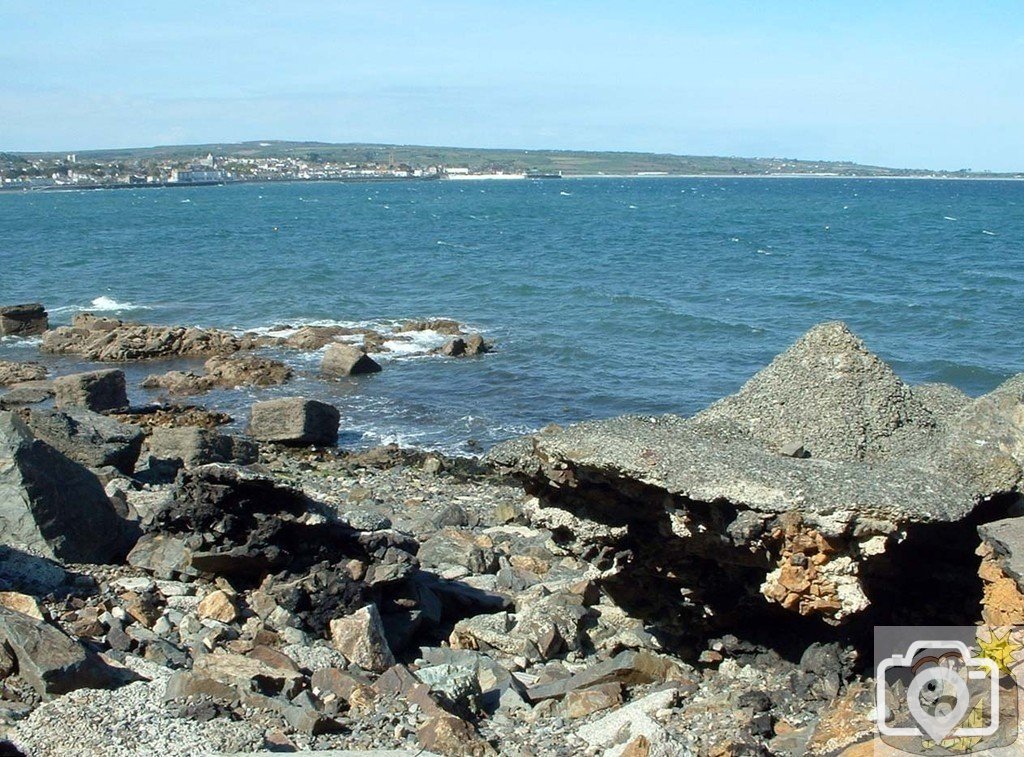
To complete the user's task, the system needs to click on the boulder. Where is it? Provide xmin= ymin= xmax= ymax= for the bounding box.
xmin=147 ymin=426 xmax=258 ymax=470
xmin=439 ymin=334 xmax=491 ymax=357
xmin=52 ymin=369 xmax=129 ymax=413
xmin=248 ymin=397 xmax=340 ymax=446
xmin=400 ymin=319 xmax=464 ymax=336
xmin=322 ymin=343 xmax=382 ymax=377
xmin=0 ymin=411 xmax=134 ymax=563
xmin=0 ymin=381 xmax=54 ymax=407
xmin=0 ymin=304 xmax=48 ymax=337
xmin=0 ymin=606 xmax=127 ymax=698
xmin=25 ymin=407 xmax=144 ymax=474
xmin=330 ymin=604 xmax=396 ymax=672
xmin=0 ymin=362 xmax=46 ymax=386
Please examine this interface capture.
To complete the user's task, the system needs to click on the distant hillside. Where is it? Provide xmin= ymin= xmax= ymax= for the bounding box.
xmin=9 ymin=141 xmax=1022 ymax=178
xmin=0 ymin=141 xmax=977 ymax=177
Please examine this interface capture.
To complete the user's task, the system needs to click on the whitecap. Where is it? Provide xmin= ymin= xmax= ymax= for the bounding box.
xmin=89 ymin=296 xmax=150 ymax=312
xmin=180 ymin=199 xmax=191 ymax=203
xmin=943 ymin=216 xmax=958 ymax=221
xmin=982 ymin=230 xmax=997 ymax=236
xmin=628 ymin=204 xmax=638 ymax=209
xmin=559 ymin=191 xmax=572 ymax=196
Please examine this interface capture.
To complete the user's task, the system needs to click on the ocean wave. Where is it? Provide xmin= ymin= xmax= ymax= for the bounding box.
xmin=89 ymin=296 xmax=151 ymax=312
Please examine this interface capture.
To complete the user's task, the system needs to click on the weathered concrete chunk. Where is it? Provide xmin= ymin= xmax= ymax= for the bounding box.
xmin=147 ymin=426 xmax=258 ymax=470
xmin=0 ymin=411 xmax=134 ymax=563
xmin=25 ymin=407 xmax=144 ymax=474
xmin=690 ymin=322 xmax=938 ymax=463
xmin=330 ymin=604 xmax=395 ymax=673
xmin=0 ymin=304 xmax=48 ymax=337
xmin=322 ymin=343 xmax=382 ymax=377
xmin=0 ymin=362 xmax=47 ymax=387
xmin=52 ymin=369 xmax=129 ymax=413
xmin=0 ymin=606 xmax=127 ymax=698
xmin=248 ymin=397 xmax=340 ymax=446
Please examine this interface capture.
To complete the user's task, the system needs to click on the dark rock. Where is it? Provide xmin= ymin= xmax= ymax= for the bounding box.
xmin=0 ymin=606 xmax=130 ymax=699
xmin=400 ymin=319 xmax=464 ymax=335
xmin=248 ymin=397 xmax=340 ymax=446
xmin=0 ymin=411 xmax=136 ymax=563
xmin=25 ymin=407 xmax=144 ymax=474
xmin=321 ymin=343 xmax=382 ymax=377
xmin=526 ymin=649 xmax=692 ymax=701
xmin=0 ymin=547 xmax=68 ymax=595
xmin=52 ymin=369 xmax=129 ymax=413
xmin=0 ymin=304 xmax=48 ymax=338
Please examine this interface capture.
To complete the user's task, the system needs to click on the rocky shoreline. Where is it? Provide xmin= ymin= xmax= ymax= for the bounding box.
xmin=0 ymin=305 xmax=1022 ymax=755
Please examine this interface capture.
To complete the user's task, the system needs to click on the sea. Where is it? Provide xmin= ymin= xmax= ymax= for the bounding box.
xmin=0 ymin=177 xmax=1020 ymax=455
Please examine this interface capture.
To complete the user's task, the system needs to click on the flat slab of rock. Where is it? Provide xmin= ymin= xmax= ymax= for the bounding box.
xmin=0 ymin=606 xmax=128 ymax=698
xmin=0 ymin=361 xmax=47 ymax=387
xmin=248 ymin=397 xmax=340 ymax=446
xmin=143 ymin=355 xmax=293 ymax=395
xmin=0 ymin=380 xmax=54 ymax=407
xmin=322 ymin=343 xmax=382 ymax=377
xmin=25 ymin=407 xmax=144 ymax=474
xmin=0 ymin=411 xmax=134 ymax=563
xmin=0 ymin=304 xmax=48 ymax=337
xmin=53 ymin=369 xmax=129 ymax=413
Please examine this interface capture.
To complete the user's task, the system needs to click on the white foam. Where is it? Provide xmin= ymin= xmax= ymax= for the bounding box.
xmin=982 ymin=230 xmax=997 ymax=236
xmin=89 ymin=296 xmax=149 ymax=312
xmin=944 ymin=216 xmax=958 ymax=221
xmin=380 ymin=329 xmax=449 ymax=359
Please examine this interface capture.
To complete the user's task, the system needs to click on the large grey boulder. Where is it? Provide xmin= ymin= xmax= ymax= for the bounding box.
xmin=0 ymin=411 xmax=133 ymax=563
xmin=0 ymin=304 xmax=48 ymax=337
xmin=0 ymin=606 xmax=127 ymax=698
xmin=322 ymin=343 xmax=382 ymax=377
xmin=52 ymin=369 xmax=129 ymax=413
xmin=147 ymin=426 xmax=258 ymax=470
xmin=248 ymin=397 xmax=340 ymax=446
xmin=25 ymin=407 xmax=144 ymax=474
xmin=0 ymin=380 xmax=54 ymax=408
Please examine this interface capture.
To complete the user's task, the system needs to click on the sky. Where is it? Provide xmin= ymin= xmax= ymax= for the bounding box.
xmin=1 ymin=1 xmax=1022 ymax=170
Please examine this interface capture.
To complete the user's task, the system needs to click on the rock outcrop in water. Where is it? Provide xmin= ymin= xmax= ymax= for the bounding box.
xmin=41 ymin=314 xmax=262 ymax=362
xmin=141 ymin=355 xmax=294 ymax=395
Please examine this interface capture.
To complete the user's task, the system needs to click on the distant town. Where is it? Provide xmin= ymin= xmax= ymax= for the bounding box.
xmin=1 ymin=140 xmax=1021 ymax=191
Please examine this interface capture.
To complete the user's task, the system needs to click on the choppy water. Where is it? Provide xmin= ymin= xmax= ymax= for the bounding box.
xmin=1 ymin=177 xmax=1021 ymax=453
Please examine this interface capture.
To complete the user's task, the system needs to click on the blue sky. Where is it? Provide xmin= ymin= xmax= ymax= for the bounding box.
xmin=1 ymin=1 xmax=1021 ymax=170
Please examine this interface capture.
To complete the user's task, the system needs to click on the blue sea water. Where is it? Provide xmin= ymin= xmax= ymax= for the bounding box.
xmin=0 ymin=177 xmax=1021 ymax=453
